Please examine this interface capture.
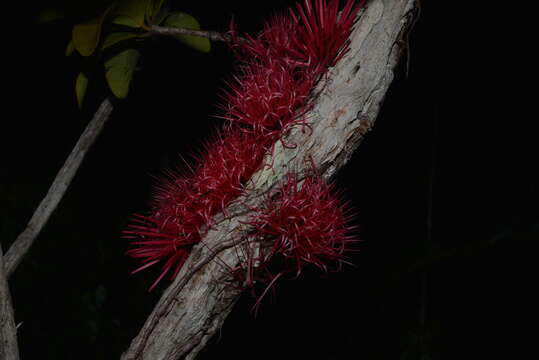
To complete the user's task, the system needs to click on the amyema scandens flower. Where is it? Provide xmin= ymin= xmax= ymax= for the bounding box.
xmin=124 ymin=0 xmax=364 ymax=291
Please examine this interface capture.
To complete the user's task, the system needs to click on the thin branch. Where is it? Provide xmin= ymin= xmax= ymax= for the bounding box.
xmin=3 ymin=98 xmax=114 ymax=278
xmin=0 ymin=245 xmax=19 ymax=360
xmin=147 ymin=25 xmax=231 ymax=42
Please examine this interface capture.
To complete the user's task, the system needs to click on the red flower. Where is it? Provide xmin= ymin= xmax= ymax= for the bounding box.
xmin=124 ymin=128 xmax=268 ymax=291
xmin=248 ymin=173 xmax=356 ymax=276
xmin=229 ymin=173 xmax=357 ymax=312
xmin=124 ymin=0 xmax=364 ymax=290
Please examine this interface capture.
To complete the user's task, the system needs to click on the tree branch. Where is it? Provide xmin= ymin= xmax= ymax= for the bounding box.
xmin=0 ymin=244 xmax=19 ymax=360
xmin=122 ymin=1 xmax=420 ymax=358
xmin=147 ymin=25 xmax=231 ymax=42
xmin=3 ymin=97 xmax=114 ymax=278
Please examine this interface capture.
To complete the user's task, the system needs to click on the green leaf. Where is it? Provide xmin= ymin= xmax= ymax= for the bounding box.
xmin=152 ymin=5 xmax=170 ymax=25
xmin=163 ymin=12 xmax=211 ymax=53
xmin=102 ymin=32 xmax=139 ymax=49
xmin=150 ymin=0 xmax=167 ymax=18
xmin=76 ymin=72 xmax=89 ymax=108
xmin=111 ymin=15 xmax=140 ymax=28
xmin=37 ymin=9 xmax=64 ymax=23
xmin=65 ymin=40 xmax=75 ymax=56
xmin=72 ymin=6 xmax=112 ymax=56
xmin=104 ymin=48 xmax=141 ymax=99
xmin=113 ymin=0 xmax=153 ymax=27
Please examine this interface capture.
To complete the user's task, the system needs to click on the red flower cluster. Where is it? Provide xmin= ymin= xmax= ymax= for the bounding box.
xmin=248 ymin=173 xmax=356 ymax=275
xmin=235 ymin=173 xmax=356 ymax=310
xmin=124 ymin=0 xmax=363 ymax=291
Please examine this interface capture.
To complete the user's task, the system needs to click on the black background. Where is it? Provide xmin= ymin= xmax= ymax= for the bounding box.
xmin=1 ymin=1 xmax=535 ymax=359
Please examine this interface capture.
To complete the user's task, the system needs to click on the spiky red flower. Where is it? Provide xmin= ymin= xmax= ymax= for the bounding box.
xmin=247 ymin=173 xmax=356 ymax=277
xmin=224 ymin=0 xmax=362 ymax=134
xmin=229 ymin=0 xmax=362 ymax=73
xmin=229 ymin=172 xmax=357 ymax=312
xmin=124 ymin=0 xmax=364 ymax=290
xmin=124 ymin=128 xmax=269 ymax=290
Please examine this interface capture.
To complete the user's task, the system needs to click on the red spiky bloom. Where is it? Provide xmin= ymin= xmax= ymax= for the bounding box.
xmin=230 ymin=173 xmax=357 ymax=312
xmin=247 ymin=173 xmax=356 ymax=277
xmin=124 ymin=129 xmax=268 ymax=290
xmin=224 ymin=0 xmax=362 ymax=133
xmin=124 ymin=0 xmax=364 ymax=290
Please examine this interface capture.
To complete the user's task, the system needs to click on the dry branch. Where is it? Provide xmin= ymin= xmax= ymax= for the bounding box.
xmin=3 ymin=98 xmax=114 ymax=278
xmin=0 ymin=245 xmax=19 ymax=360
xmin=122 ymin=1 xmax=419 ymax=359
xmin=148 ymin=25 xmax=230 ymax=42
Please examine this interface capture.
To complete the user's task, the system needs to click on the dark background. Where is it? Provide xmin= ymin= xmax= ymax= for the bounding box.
xmin=1 ymin=1 xmax=535 ymax=359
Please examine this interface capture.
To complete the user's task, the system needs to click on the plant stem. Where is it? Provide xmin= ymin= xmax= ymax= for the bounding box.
xmin=0 ymin=244 xmax=19 ymax=360
xmin=3 ymin=97 xmax=114 ymax=278
xmin=148 ymin=25 xmax=231 ymax=42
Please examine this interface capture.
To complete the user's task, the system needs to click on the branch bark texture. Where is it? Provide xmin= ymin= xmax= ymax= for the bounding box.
xmin=149 ymin=25 xmax=230 ymax=42
xmin=122 ymin=1 xmax=419 ymax=359
xmin=3 ymin=98 xmax=114 ymax=278
xmin=0 ymin=245 xmax=19 ymax=360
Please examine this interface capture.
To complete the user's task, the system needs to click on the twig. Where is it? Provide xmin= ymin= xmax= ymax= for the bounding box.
xmin=0 ymin=245 xmax=19 ymax=360
xmin=2 ymin=97 xmax=114 ymax=278
xmin=147 ymin=25 xmax=231 ymax=42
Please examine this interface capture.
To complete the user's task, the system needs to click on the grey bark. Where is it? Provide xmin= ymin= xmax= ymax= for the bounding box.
xmin=2 ymin=98 xmax=114 ymax=278
xmin=122 ymin=1 xmax=419 ymax=359
xmin=149 ymin=25 xmax=230 ymax=42
xmin=0 ymin=245 xmax=19 ymax=360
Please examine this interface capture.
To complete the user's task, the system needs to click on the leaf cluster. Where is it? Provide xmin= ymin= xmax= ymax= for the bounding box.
xmin=41 ymin=0 xmax=211 ymax=106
